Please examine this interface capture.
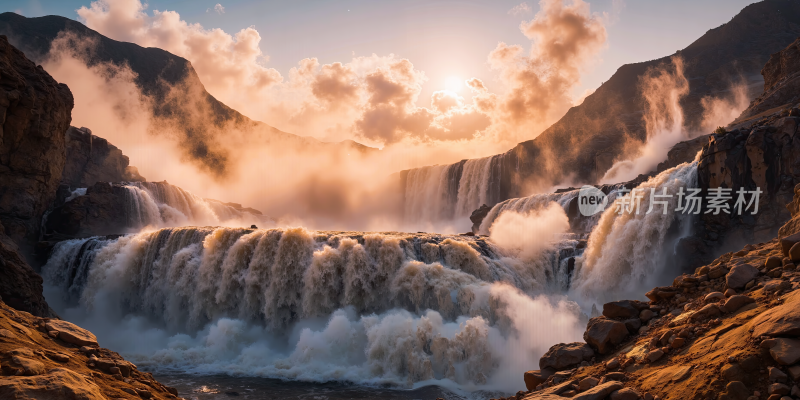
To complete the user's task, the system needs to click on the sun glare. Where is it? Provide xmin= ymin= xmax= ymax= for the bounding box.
xmin=444 ymin=76 xmax=463 ymax=93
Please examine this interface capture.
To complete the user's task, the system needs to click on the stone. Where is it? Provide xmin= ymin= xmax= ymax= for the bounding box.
xmin=579 ymin=376 xmax=600 ymax=391
xmin=726 ymin=264 xmax=760 ymax=289
xmin=791 ymin=242 xmax=800 ymax=262
xmin=647 ymin=349 xmax=664 ymax=362
xmin=722 ymin=363 xmax=745 ymax=382
xmin=603 ymin=372 xmax=626 ymax=382
xmin=0 ymin=368 xmax=104 ymax=400
xmin=709 ymin=265 xmax=729 ymax=279
xmin=751 ymin=292 xmax=800 ymax=337
xmin=624 ymin=318 xmax=641 ymax=334
xmin=645 ymin=287 xmax=678 ymax=302
xmin=723 ymin=295 xmax=755 ymax=313
xmin=610 ymin=388 xmax=641 ymax=400
xmin=764 ymin=280 xmax=792 ymax=293
xmin=584 ymin=318 xmax=628 ymax=354
xmin=725 ymin=289 xmax=736 ymax=297
xmin=689 ymin=304 xmax=722 ymax=321
xmin=766 ymin=256 xmax=784 ymax=270
xmin=603 ymin=301 xmax=645 ymax=319
xmin=639 ymin=309 xmax=655 ymax=322
xmin=722 ymin=381 xmax=750 ymax=400
xmin=659 ymin=331 xmax=674 ymax=346
xmin=769 ymin=383 xmax=791 ymax=395
xmin=792 ymin=385 xmax=800 ymax=396
xmin=705 ymin=292 xmax=725 ymax=302
xmin=697 ymin=266 xmax=710 ymax=275
xmin=606 ymin=358 xmax=620 ymax=369
xmin=788 ymin=365 xmax=800 ymax=380
xmin=671 ymin=337 xmax=686 ymax=348
xmin=769 ymin=367 xmax=788 ymax=382
xmin=572 ymin=381 xmax=623 ymax=400
xmin=94 ymin=358 xmax=115 ymax=371
xmin=45 ymin=320 xmax=98 ymax=347
xmin=524 ymin=369 xmax=555 ymax=391
xmin=769 ymin=338 xmax=800 ymax=365
xmin=45 ymin=351 xmax=69 ymax=363
xmin=11 ymin=356 xmax=45 ymax=376
xmin=540 ymin=342 xmax=595 ymax=370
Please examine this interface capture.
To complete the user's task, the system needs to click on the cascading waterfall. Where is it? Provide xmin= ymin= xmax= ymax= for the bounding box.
xmin=43 ymin=227 xmax=583 ymax=390
xmin=121 ymin=181 xmax=269 ymax=229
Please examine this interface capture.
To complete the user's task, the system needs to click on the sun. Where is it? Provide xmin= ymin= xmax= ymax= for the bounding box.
xmin=444 ymin=76 xmax=464 ymax=93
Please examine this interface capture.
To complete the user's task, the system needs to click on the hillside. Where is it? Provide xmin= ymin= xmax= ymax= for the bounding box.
xmin=0 ymin=12 xmax=376 ymax=177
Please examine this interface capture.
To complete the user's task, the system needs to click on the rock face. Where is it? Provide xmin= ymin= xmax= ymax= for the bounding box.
xmin=44 ymin=319 xmax=98 ymax=347
xmin=739 ymin=37 xmax=800 ymax=121
xmin=0 ymin=222 xmax=51 ymax=317
xmin=60 ymin=126 xmax=144 ymax=190
xmin=0 ymin=35 xmax=73 ymax=254
xmin=44 ymin=182 xmax=129 ymax=239
xmin=0 ymin=368 xmax=105 ymax=399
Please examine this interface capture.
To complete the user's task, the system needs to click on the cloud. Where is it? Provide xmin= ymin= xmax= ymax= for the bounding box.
xmin=212 ymin=4 xmax=225 ymax=14
xmin=508 ymin=2 xmax=532 ymax=16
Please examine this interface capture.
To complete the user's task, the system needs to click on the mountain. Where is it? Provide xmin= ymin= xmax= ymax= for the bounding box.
xmin=0 ymin=12 xmax=376 ymax=178
xmin=400 ymin=0 xmax=800 ymax=217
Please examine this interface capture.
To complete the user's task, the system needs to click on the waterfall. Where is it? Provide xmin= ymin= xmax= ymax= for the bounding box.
xmin=120 ymin=182 xmax=269 ymax=229
xmin=478 ymin=191 xmax=580 ymax=235
xmin=403 ymin=156 xmax=504 ymax=230
xmin=42 ymin=227 xmax=583 ymax=389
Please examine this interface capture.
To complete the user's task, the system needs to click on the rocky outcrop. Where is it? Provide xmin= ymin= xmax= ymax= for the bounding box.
xmin=737 ymin=37 xmax=800 ymax=122
xmin=44 ymin=182 xmax=129 ymax=239
xmin=0 ymin=35 xmax=72 ymax=255
xmin=0 ymin=222 xmax=51 ymax=317
xmin=60 ymin=126 xmax=144 ymax=190
xmin=0 ymin=299 xmax=178 ymax=399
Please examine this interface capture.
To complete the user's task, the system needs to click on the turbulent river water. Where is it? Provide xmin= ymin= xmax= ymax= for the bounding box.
xmin=41 ymin=161 xmax=698 ymax=398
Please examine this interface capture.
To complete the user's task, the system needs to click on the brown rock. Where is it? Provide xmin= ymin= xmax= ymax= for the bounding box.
xmin=724 ymin=289 xmax=737 ymax=297
xmin=572 ymin=381 xmax=623 ymax=400
xmin=610 ymin=388 xmax=642 ymax=400
xmin=791 ymin=242 xmax=800 ymax=262
xmin=726 ymin=264 xmax=760 ymax=289
xmin=647 ymin=349 xmax=664 ymax=362
xmin=722 ymin=295 xmax=755 ymax=313
xmin=781 ymin=233 xmax=800 ymax=258
xmin=0 ymin=368 xmax=104 ymax=399
xmin=788 ymin=365 xmax=800 ymax=380
xmin=722 ymin=363 xmax=745 ymax=382
xmin=769 ymin=338 xmax=800 ymax=365
xmin=690 ymin=304 xmax=722 ymax=321
xmin=11 ymin=356 xmax=45 ymax=376
xmin=709 ymin=265 xmax=729 ymax=279
xmin=579 ymin=376 xmax=600 ymax=391
xmin=639 ymin=309 xmax=655 ymax=322
xmin=751 ymin=292 xmax=800 ymax=337
xmin=45 ymin=320 xmax=98 ymax=347
xmin=671 ymin=337 xmax=686 ymax=348
xmin=769 ymin=383 xmax=791 ymax=395
xmin=524 ymin=369 xmax=555 ymax=391
xmin=584 ymin=318 xmax=628 ymax=354
xmin=766 ymin=256 xmax=783 ymax=270
xmin=603 ymin=300 xmax=646 ymax=319
xmin=705 ymin=292 xmax=725 ymax=302
xmin=539 ymin=342 xmax=594 ymax=370
xmin=769 ymin=367 xmax=788 ymax=382
xmin=764 ymin=280 xmax=792 ymax=293
xmin=720 ymin=381 xmax=750 ymax=400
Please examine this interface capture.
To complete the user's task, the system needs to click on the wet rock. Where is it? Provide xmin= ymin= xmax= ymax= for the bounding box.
xmin=726 ymin=264 xmax=760 ymax=289
xmin=0 ymin=368 xmax=104 ymax=399
xmin=584 ymin=318 xmax=628 ymax=354
xmin=540 ymin=342 xmax=595 ymax=370
xmin=723 ymin=295 xmax=755 ymax=313
xmin=610 ymin=388 xmax=641 ymax=400
xmin=45 ymin=320 xmax=98 ymax=347
xmin=572 ymin=381 xmax=623 ymax=400
xmin=524 ymin=369 xmax=555 ymax=391
xmin=769 ymin=339 xmax=800 ymax=365
xmin=469 ymin=204 xmax=491 ymax=233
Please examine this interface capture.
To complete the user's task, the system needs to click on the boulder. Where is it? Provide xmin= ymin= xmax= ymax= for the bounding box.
xmin=579 ymin=376 xmax=600 ymax=391
xmin=781 ymin=232 xmax=800 ymax=258
xmin=770 ymin=383 xmax=791 ymax=395
xmin=690 ymin=304 xmax=722 ymax=322
xmin=539 ymin=342 xmax=595 ymax=370
xmin=705 ymin=292 xmax=725 ymax=303
xmin=0 ymin=225 xmax=52 ymax=317
xmin=524 ymin=369 xmax=555 ymax=391
xmin=709 ymin=265 xmax=729 ymax=279
xmin=469 ymin=204 xmax=491 ymax=233
xmin=726 ymin=264 xmax=760 ymax=289
xmin=719 ymin=381 xmax=750 ymax=400
xmin=645 ymin=287 xmax=678 ymax=301
xmin=603 ymin=300 xmax=646 ymax=319
xmin=639 ymin=309 xmax=655 ymax=322
xmin=573 ymin=381 xmax=623 ymax=400
xmin=722 ymin=295 xmax=755 ymax=313
xmin=766 ymin=256 xmax=783 ymax=270
xmin=751 ymin=292 xmax=800 ymax=337
xmin=647 ymin=349 xmax=664 ymax=362
xmin=768 ymin=338 xmax=800 ymax=365
xmin=791 ymin=242 xmax=800 ymax=262
xmin=769 ymin=367 xmax=788 ymax=382
xmin=764 ymin=280 xmax=792 ymax=293
xmin=584 ymin=318 xmax=628 ymax=354
xmin=610 ymin=388 xmax=642 ymax=400
xmin=623 ymin=318 xmax=642 ymax=334
xmin=45 ymin=320 xmax=98 ymax=347
xmin=0 ymin=368 xmax=104 ymax=400
xmin=11 ymin=356 xmax=45 ymax=376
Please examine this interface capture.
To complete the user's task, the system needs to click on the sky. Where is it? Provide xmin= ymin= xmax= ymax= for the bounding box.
xmin=9 ymin=0 xmax=757 ymax=111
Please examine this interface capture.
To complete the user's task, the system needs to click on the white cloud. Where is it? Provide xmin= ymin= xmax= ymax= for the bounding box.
xmin=508 ymin=2 xmax=531 ymax=16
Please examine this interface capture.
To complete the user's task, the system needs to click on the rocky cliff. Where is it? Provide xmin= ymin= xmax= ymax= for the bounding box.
xmin=0 ymin=222 xmax=51 ymax=318
xmin=61 ymin=126 xmax=144 ymax=190
xmin=0 ymin=298 xmax=178 ymax=399
xmin=0 ymin=34 xmax=72 ymax=255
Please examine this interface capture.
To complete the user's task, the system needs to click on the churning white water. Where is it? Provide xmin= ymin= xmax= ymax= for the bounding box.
xmin=41 ymin=160 xmax=700 ymax=394
xmin=121 ymin=181 xmax=271 ymax=229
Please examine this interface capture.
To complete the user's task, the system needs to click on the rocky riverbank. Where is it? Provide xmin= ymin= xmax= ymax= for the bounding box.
xmin=0 ymin=297 xmax=179 ymax=399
